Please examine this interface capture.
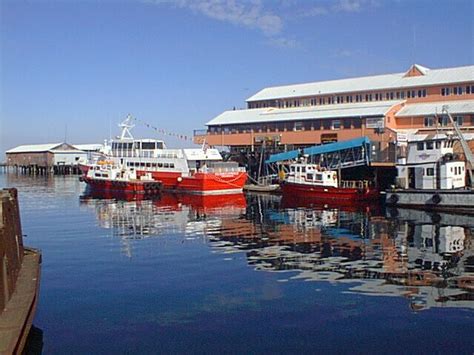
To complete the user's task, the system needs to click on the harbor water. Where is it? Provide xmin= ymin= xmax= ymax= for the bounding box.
xmin=1 ymin=173 xmax=473 ymax=353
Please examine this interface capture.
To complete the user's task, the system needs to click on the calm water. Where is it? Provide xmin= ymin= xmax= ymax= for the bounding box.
xmin=1 ymin=173 xmax=473 ymax=354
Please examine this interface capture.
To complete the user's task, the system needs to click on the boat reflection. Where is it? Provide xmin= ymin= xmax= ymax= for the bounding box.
xmin=80 ymin=190 xmax=247 ymax=257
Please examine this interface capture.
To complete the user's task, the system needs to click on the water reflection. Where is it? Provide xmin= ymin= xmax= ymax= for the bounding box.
xmin=79 ymin=190 xmax=247 ymax=257
xmin=81 ymin=190 xmax=473 ymax=311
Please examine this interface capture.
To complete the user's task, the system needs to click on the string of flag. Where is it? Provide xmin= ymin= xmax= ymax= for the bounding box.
xmin=132 ymin=116 xmax=194 ymax=142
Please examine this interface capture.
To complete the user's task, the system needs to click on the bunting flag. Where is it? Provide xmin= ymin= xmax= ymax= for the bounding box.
xmin=131 ymin=116 xmax=193 ymax=141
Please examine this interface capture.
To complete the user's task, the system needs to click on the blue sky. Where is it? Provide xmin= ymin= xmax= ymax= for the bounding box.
xmin=1 ymin=0 xmax=473 ymax=154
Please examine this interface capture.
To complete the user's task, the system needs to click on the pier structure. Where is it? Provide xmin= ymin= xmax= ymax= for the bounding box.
xmin=5 ymin=142 xmax=90 ymax=175
xmin=0 ymin=188 xmax=42 ymax=354
xmin=194 ymin=64 xmax=474 ymax=180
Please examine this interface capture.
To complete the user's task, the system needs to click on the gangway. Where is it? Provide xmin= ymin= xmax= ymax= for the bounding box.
xmin=265 ymin=137 xmax=371 ymax=170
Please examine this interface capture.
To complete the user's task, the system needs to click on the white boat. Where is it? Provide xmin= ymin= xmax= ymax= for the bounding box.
xmin=80 ymin=115 xmax=247 ymax=195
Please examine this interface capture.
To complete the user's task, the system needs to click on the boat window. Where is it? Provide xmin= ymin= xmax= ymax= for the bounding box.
xmin=164 ymin=163 xmax=169 ymax=168
xmin=417 ymin=142 xmax=424 ymax=151
xmin=426 ymin=141 xmax=434 ymax=150
xmin=301 ymin=166 xmax=306 ymax=173
xmin=142 ymin=142 xmax=156 ymax=150
xmin=158 ymin=163 xmax=163 ymax=168
xmin=435 ymin=141 xmax=441 ymax=149
xmin=140 ymin=162 xmax=145 ymax=167
xmin=316 ymin=174 xmax=323 ymax=180
xmin=426 ymin=168 xmax=434 ymax=176
xmin=170 ymin=163 xmax=175 ymax=168
xmin=146 ymin=163 xmax=151 ymax=168
xmin=156 ymin=142 xmax=164 ymax=149
xmin=306 ymin=173 xmax=314 ymax=180
xmin=135 ymin=142 xmax=141 ymax=149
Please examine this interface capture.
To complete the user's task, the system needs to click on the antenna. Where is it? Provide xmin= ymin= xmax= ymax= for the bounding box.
xmin=118 ymin=114 xmax=135 ymax=140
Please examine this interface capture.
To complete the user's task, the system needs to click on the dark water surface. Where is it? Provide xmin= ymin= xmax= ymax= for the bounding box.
xmin=1 ymin=174 xmax=473 ymax=354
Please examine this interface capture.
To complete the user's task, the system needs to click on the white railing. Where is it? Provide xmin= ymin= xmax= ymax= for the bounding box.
xmin=340 ymin=180 xmax=372 ymax=189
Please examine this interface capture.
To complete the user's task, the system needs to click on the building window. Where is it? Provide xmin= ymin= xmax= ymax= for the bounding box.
xmin=438 ymin=115 xmax=449 ymax=126
xmin=417 ymin=142 xmax=424 ymax=151
xmin=424 ymin=116 xmax=434 ymax=127
xmin=332 ymin=120 xmax=341 ymax=130
xmin=454 ymin=116 xmax=464 ymax=126
xmin=426 ymin=168 xmax=435 ymax=176
xmin=294 ymin=122 xmax=303 ymax=131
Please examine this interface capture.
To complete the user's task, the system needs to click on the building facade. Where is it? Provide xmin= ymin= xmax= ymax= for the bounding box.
xmin=194 ymin=64 xmax=474 ymax=165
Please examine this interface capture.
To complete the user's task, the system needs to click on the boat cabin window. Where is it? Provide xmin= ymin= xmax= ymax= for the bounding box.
xmin=307 ymin=173 xmax=313 ymax=180
xmin=316 ymin=174 xmax=323 ymax=181
xmin=142 ymin=142 xmax=156 ymax=150
xmin=146 ymin=163 xmax=151 ymax=168
xmin=301 ymin=166 xmax=306 ymax=173
xmin=426 ymin=141 xmax=434 ymax=150
xmin=291 ymin=166 xmax=296 ymax=172
xmin=417 ymin=142 xmax=424 ymax=151
xmin=436 ymin=141 xmax=441 ymax=149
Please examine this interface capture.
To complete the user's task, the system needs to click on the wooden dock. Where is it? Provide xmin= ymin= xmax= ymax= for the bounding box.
xmin=0 ymin=188 xmax=42 ymax=354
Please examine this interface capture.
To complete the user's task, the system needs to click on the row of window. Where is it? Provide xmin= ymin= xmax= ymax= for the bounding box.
xmin=251 ymin=83 xmax=474 ymax=109
xmin=451 ymin=166 xmax=464 ymax=175
xmin=209 ymin=118 xmax=363 ymax=134
xmin=112 ymin=142 xmax=164 ymax=150
xmin=126 ymin=161 xmax=175 ymax=169
xmin=251 ymin=88 xmax=431 ymax=109
xmin=441 ymin=85 xmax=474 ymax=96
xmin=416 ymin=140 xmax=454 ymax=151
xmin=423 ymin=115 xmax=464 ymax=127
xmin=425 ymin=166 xmax=466 ymax=176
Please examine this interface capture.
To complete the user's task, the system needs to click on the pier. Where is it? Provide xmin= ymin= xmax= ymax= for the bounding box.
xmin=0 ymin=188 xmax=42 ymax=354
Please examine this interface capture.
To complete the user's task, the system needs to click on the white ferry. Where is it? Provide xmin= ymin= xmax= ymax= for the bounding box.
xmin=79 ymin=115 xmax=247 ymax=195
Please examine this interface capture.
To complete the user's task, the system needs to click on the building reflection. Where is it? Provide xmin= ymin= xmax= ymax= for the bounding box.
xmin=80 ymin=190 xmax=473 ymax=310
xmin=211 ymin=195 xmax=473 ymax=311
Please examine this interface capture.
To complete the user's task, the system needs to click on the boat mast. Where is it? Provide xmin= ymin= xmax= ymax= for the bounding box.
xmin=441 ymin=106 xmax=474 ymax=187
xmin=119 ymin=114 xmax=135 ymax=140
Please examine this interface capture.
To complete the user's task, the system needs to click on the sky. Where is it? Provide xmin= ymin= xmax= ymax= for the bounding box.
xmin=1 ymin=0 xmax=473 ymax=155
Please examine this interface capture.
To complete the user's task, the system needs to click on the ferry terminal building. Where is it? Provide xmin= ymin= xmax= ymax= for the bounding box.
xmin=193 ymin=64 xmax=474 ymax=182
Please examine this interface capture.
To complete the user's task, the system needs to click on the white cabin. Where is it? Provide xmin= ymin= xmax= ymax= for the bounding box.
xmin=396 ymin=137 xmax=466 ymax=189
xmin=286 ymin=164 xmax=338 ymax=188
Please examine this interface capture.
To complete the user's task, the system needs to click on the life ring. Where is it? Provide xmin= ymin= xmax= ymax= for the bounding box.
xmin=431 ymin=194 xmax=442 ymax=204
xmin=177 ymin=177 xmax=183 ymax=182
xmin=387 ymin=194 xmax=399 ymax=204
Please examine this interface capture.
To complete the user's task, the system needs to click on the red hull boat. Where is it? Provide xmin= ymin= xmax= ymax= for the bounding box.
xmin=281 ymin=163 xmax=379 ymax=205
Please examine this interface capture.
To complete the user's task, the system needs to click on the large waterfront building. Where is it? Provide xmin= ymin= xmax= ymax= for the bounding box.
xmin=194 ymin=64 xmax=474 ymax=166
